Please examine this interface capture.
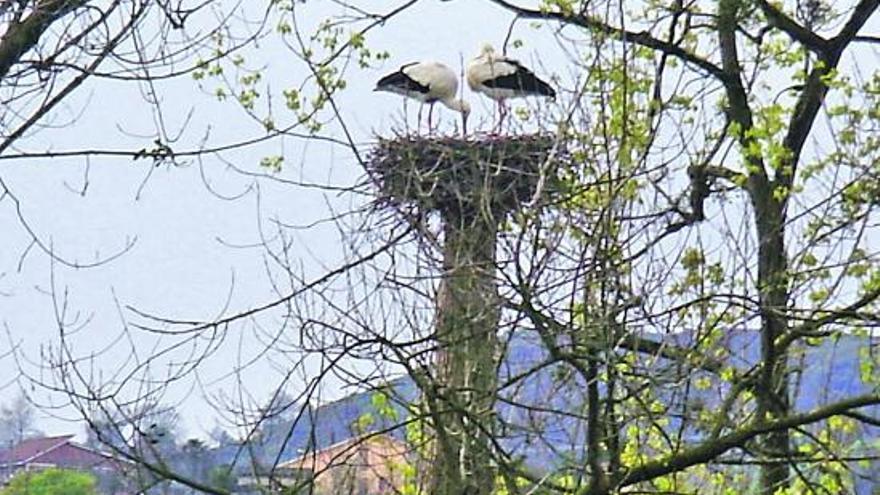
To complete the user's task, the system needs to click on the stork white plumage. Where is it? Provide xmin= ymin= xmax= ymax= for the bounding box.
xmin=374 ymin=61 xmax=471 ymax=134
xmin=467 ymin=44 xmax=555 ymax=129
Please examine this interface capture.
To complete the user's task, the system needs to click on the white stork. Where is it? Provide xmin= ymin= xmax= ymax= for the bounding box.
xmin=466 ymin=44 xmax=555 ymax=129
xmin=375 ymin=61 xmax=471 ymax=134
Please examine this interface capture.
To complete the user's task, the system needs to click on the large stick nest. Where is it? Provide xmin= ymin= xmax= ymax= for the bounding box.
xmin=368 ymin=133 xmax=567 ymax=218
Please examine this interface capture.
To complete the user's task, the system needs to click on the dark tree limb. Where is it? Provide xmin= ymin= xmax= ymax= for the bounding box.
xmin=0 ymin=0 xmax=86 ymax=81
xmin=754 ymin=0 xmax=828 ymax=52
xmin=831 ymin=0 xmax=880 ymax=51
xmin=484 ymin=0 xmax=730 ymax=83
xmin=779 ymin=0 xmax=880 ymax=190
xmin=596 ymin=393 xmax=880 ymax=493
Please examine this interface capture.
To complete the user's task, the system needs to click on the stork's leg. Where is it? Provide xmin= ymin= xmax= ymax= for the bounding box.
xmin=417 ymin=104 xmax=424 ymax=134
xmin=403 ymin=98 xmax=409 ymax=133
xmin=428 ymin=103 xmax=438 ymax=133
xmin=494 ymin=101 xmax=507 ymax=134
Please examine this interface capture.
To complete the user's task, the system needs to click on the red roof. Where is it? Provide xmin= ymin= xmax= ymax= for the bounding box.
xmin=0 ymin=435 xmax=117 ymax=470
xmin=0 ymin=435 xmax=75 ymax=465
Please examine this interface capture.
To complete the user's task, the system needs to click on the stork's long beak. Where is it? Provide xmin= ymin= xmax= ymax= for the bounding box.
xmin=462 ymin=114 xmax=469 ymax=138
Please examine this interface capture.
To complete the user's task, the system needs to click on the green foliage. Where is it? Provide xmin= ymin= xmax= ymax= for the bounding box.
xmin=772 ymin=418 xmax=859 ymax=495
xmin=207 ymin=464 xmax=237 ymax=492
xmin=260 ymin=155 xmax=284 ymax=173
xmin=371 ymin=391 xmax=399 ymax=422
xmin=0 ymin=469 xmax=98 ymax=495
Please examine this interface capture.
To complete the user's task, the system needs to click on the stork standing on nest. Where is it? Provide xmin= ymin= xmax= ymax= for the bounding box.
xmin=375 ymin=61 xmax=471 ymax=135
xmin=467 ymin=44 xmax=556 ymax=130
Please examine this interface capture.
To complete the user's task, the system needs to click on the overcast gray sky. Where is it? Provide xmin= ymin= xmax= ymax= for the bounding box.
xmin=0 ymin=0 xmax=569 ymax=440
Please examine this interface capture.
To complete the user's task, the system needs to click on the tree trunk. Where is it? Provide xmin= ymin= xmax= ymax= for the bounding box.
xmin=755 ymin=198 xmax=791 ymax=494
xmin=431 ymin=209 xmax=499 ymax=495
xmin=717 ymin=0 xmax=792 ymax=490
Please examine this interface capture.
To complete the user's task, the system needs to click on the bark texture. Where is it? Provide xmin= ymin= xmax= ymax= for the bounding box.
xmin=431 ymin=209 xmax=500 ymax=495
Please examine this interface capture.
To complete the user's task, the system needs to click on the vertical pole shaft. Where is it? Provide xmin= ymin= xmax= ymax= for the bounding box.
xmin=431 ymin=209 xmax=499 ymax=495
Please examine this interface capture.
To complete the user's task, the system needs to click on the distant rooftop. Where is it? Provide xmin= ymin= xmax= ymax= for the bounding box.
xmin=0 ymin=435 xmax=76 ymax=466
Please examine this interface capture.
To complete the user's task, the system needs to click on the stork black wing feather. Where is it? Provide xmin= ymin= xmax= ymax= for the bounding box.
xmin=482 ymin=67 xmax=556 ymax=99
xmin=480 ymin=58 xmax=556 ymax=98
xmin=376 ymin=68 xmax=431 ymax=94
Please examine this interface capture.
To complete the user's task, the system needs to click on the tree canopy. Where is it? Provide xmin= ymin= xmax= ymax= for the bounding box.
xmin=0 ymin=469 xmax=97 ymax=495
